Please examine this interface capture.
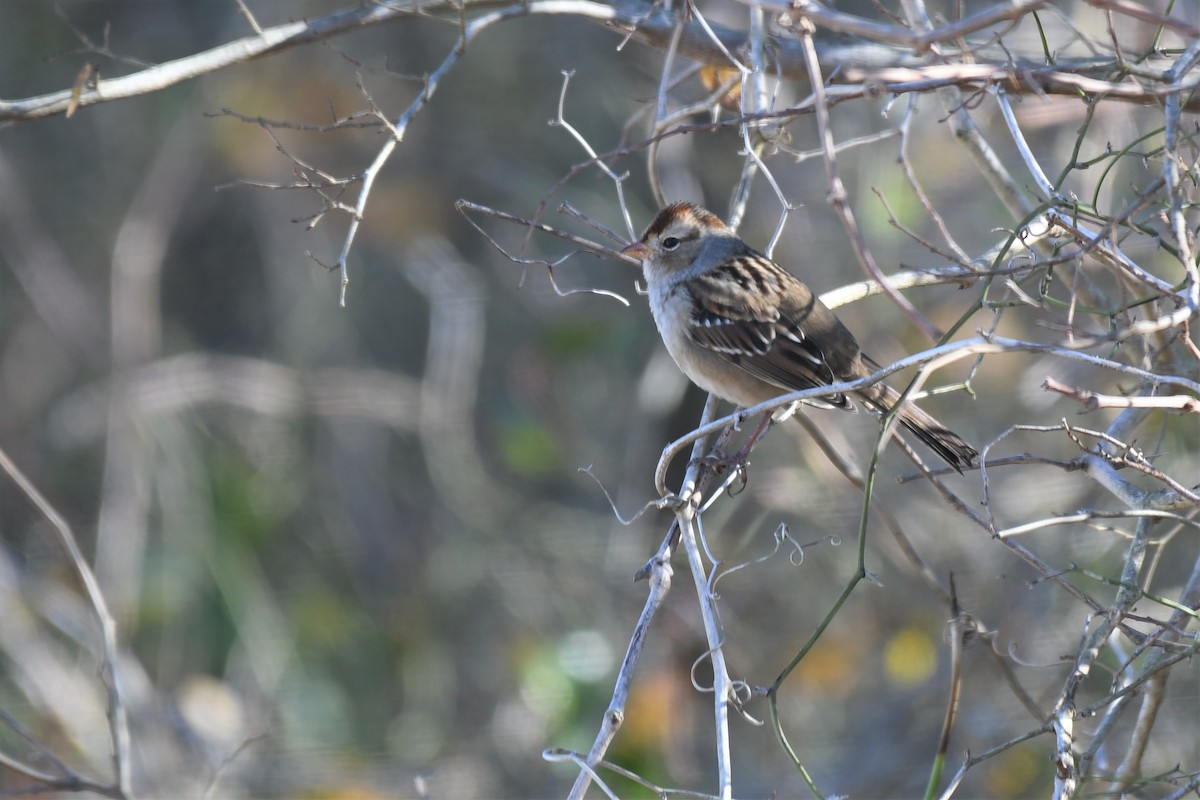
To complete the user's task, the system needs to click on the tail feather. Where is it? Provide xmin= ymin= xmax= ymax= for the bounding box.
xmin=863 ymin=385 xmax=977 ymax=473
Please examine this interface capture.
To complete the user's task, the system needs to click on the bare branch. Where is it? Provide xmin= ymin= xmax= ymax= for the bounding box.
xmin=8 ymin=0 xmax=1200 ymax=126
xmin=772 ymin=0 xmax=1054 ymax=54
xmin=0 ymin=446 xmax=131 ymax=798
xmin=1043 ymin=377 xmax=1200 ymax=414
xmin=794 ymin=13 xmax=942 ymax=341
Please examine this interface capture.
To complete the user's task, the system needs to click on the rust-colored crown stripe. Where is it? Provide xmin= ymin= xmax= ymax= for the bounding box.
xmin=643 ymin=202 xmax=729 ymax=239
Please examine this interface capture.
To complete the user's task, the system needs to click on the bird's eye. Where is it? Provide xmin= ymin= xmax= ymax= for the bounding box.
xmin=661 ymin=236 xmax=681 ymax=250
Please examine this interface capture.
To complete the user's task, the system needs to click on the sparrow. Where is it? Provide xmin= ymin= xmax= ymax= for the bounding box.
xmin=622 ymin=202 xmax=977 ymax=472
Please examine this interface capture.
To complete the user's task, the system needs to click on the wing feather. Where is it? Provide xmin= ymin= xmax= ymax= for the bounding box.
xmin=683 ymin=256 xmax=850 ymax=408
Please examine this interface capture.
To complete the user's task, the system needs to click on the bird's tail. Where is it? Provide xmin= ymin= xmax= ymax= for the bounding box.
xmin=863 ymin=384 xmax=977 ymax=473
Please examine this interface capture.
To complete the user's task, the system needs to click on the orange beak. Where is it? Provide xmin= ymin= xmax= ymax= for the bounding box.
xmin=621 ymin=241 xmax=650 ymax=263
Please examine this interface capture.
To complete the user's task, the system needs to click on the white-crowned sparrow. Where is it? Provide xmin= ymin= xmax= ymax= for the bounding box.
xmin=622 ymin=202 xmax=977 ymax=472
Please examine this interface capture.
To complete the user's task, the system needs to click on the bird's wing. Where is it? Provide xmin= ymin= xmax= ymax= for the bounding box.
xmin=682 ymin=256 xmax=850 ymax=408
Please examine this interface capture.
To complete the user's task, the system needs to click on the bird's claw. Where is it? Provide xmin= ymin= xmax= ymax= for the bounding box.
xmin=690 ymin=449 xmax=751 ymax=494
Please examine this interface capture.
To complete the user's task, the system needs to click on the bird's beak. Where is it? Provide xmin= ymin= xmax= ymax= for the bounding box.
xmin=621 ymin=241 xmax=649 ymax=263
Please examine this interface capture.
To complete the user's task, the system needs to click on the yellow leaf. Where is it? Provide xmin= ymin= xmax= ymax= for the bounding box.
xmin=698 ymin=66 xmax=742 ymax=112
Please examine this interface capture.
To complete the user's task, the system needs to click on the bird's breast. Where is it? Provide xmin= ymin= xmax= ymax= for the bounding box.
xmin=647 ymin=282 xmax=776 ymax=408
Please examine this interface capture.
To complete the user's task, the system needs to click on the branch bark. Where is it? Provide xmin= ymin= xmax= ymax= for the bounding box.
xmin=5 ymin=0 xmax=1199 ymax=124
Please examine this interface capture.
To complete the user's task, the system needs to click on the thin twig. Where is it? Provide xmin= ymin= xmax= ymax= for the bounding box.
xmin=0 ymin=445 xmax=132 ymax=799
xmin=1042 ymin=377 xmax=1200 ymax=414
xmin=793 ymin=12 xmax=942 ymax=341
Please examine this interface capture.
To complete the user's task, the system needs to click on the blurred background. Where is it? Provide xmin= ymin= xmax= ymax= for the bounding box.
xmin=0 ymin=1 xmax=1196 ymax=798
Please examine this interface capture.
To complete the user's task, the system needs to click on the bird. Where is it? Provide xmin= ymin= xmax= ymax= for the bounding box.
xmin=621 ymin=201 xmax=977 ymax=472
